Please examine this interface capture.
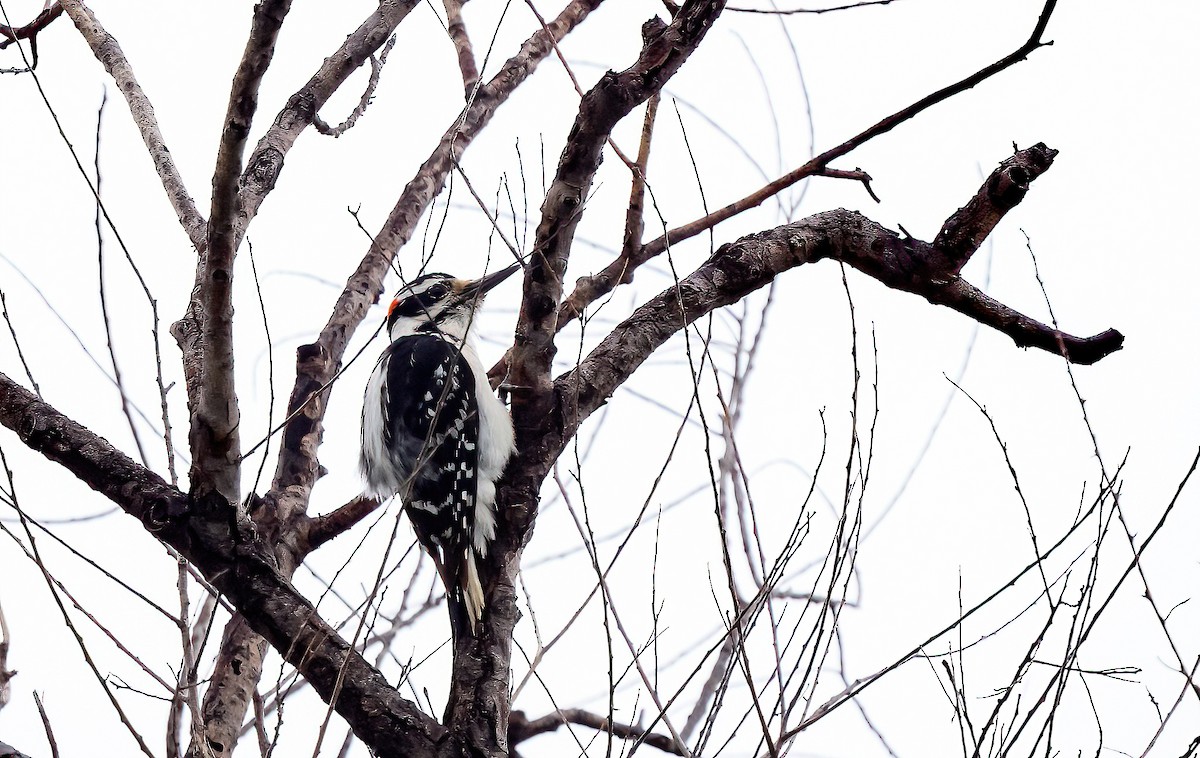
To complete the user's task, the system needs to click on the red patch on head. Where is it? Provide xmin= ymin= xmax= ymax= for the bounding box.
xmin=387 ymin=297 xmax=401 ymax=318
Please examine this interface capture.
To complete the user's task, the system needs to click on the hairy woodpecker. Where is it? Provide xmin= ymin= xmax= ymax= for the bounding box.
xmin=360 ymin=264 xmax=519 ymax=639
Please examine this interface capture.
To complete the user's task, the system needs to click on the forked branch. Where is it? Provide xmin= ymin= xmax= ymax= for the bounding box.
xmin=509 ymin=0 xmax=727 ymax=426
xmin=0 ymin=1 xmax=63 ymax=70
xmin=187 ymin=0 xmax=294 ymax=511
xmin=551 ymin=144 xmax=1120 ymax=460
xmin=554 ymin=0 xmax=1060 ymax=331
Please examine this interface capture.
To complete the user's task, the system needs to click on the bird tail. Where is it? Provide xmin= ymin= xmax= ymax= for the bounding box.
xmin=436 ymin=547 xmax=485 ymax=641
xmin=462 ymin=551 xmax=485 ymax=633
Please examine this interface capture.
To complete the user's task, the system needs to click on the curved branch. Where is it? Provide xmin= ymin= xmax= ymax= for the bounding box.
xmin=933 ymin=142 xmax=1058 ymax=273
xmin=0 ymin=1 xmax=62 ymax=72
xmin=0 ymin=373 xmax=442 ymax=758
xmin=0 ymin=2 xmax=62 ymax=50
xmin=551 ymin=206 xmax=1120 ymax=461
xmin=313 ymin=36 xmax=398 ymax=137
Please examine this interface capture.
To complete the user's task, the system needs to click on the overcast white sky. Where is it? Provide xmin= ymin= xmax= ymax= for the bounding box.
xmin=0 ymin=1 xmax=1197 ymax=756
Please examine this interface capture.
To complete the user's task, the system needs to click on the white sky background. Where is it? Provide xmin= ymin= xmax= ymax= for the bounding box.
xmin=0 ymin=0 xmax=1198 ymax=756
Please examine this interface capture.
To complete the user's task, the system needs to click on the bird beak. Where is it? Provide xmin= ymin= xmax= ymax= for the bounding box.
xmin=461 ymin=262 xmax=521 ymax=299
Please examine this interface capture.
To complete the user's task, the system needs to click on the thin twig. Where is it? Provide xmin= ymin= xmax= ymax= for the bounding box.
xmin=728 ymin=0 xmax=900 ymax=14
xmin=93 ymin=88 xmax=151 ymax=468
xmin=313 ymin=35 xmax=398 ymax=136
xmin=1 ymin=452 xmax=157 ymax=757
xmin=0 ymin=291 xmax=38 ymax=397
xmin=32 ymin=692 xmax=59 ymax=758
xmin=510 ymin=708 xmax=686 ymax=755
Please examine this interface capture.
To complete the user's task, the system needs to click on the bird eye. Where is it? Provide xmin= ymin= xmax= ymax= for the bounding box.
xmin=426 ymin=284 xmax=449 ymax=300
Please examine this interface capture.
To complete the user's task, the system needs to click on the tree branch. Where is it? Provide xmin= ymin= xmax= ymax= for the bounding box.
xmin=508 ymin=0 xmax=727 ymax=454
xmin=932 ymin=142 xmax=1056 ymax=273
xmin=233 ymin=0 xmax=421 ymax=246
xmin=549 ymin=162 xmax=1119 ymax=468
xmin=509 ymin=708 xmax=686 ymax=754
xmin=184 ymin=0 xmax=292 ymax=518
xmin=444 ymin=0 xmax=479 ymax=99
xmin=59 ymin=0 xmax=207 ymax=251
xmin=0 ymin=373 xmax=443 ymax=758
xmin=552 ymin=0 xmax=1060 ymax=333
xmin=304 ymin=495 xmax=383 ymax=551
xmin=0 ymin=2 xmax=62 ymax=51
xmin=313 ymin=35 xmax=398 ymax=138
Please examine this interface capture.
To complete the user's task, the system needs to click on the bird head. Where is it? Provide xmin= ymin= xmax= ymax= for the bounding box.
xmin=386 ymin=263 xmax=520 ymax=341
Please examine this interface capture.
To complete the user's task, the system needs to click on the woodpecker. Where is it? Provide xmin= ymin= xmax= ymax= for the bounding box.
xmin=360 ymin=264 xmax=519 ymax=639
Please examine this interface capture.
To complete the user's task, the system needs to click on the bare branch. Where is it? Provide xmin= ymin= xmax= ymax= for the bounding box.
xmin=188 ymin=615 xmax=268 ymax=758
xmin=510 ymin=708 xmax=686 ymax=755
xmin=32 ymin=692 xmax=58 ymax=758
xmin=0 ymin=1 xmax=63 ymax=71
xmin=444 ymin=0 xmax=479 ymax=99
xmin=623 ymin=94 xmax=659 ymax=261
xmin=648 ymin=0 xmax=1059 ymax=256
xmin=554 ymin=0 xmax=1061 ymax=331
xmin=934 ymin=143 xmax=1057 ymax=273
xmin=305 ymin=495 xmax=385 ymax=551
xmin=58 ymin=0 xmax=207 ymax=250
xmin=727 ymin=0 xmax=900 ymax=14
xmin=186 ymin=0 xmax=293 ymax=515
xmin=509 ymin=0 xmax=727 ymax=438
xmin=554 ymin=202 xmax=1120 ymax=457
xmin=313 ymin=35 xmax=398 ymax=137
xmin=0 ymin=291 xmax=39 ymax=398
xmin=0 ymin=2 xmax=62 ymax=48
